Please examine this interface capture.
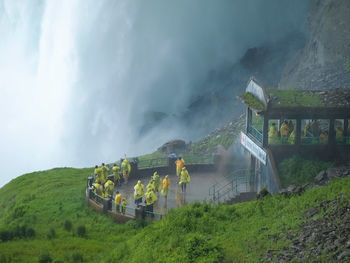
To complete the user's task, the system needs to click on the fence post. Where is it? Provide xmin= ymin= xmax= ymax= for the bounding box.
xmin=102 ymin=198 xmax=112 ymax=214
xmin=213 ymin=185 xmax=216 ymax=201
xmin=168 ymin=157 xmax=176 ymax=175
xmin=87 ymin=177 xmax=93 ymax=188
xmin=130 ymin=161 xmax=138 ymax=180
xmin=135 ymin=205 xmax=146 ymax=220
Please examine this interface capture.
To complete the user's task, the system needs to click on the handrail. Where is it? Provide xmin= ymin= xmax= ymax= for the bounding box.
xmin=183 ymin=154 xmax=214 ymax=165
xmin=138 ymin=157 xmax=169 ymax=169
xmin=89 ymin=189 xmax=165 ymax=219
xmin=208 ymin=169 xmax=252 ymax=203
xmin=209 ymin=169 xmax=253 ymax=196
xmin=247 ymin=125 xmax=263 ymax=144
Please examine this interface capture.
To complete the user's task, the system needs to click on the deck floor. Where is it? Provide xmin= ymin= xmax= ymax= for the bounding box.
xmin=113 ymin=171 xmax=231 ymax=214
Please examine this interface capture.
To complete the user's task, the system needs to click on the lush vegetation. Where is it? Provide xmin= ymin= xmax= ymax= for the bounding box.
xmin=267 ymin=89 xmax=323 ymax=108
xmin=190 ymin=116 xmax=245 ymax=153
xmin=237 ymin=92 xmax=266 ymax=111
xmin=1 ymin=165 xmax=350 ymax=262
xmin=278 ymin=155 xmax=333 ymax=188
xmin=0 ymin=168 xmax=134 ymax=263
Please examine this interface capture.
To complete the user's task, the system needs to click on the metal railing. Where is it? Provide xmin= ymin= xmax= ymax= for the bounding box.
xmin=182 ymin=154 xmax=214 ymax=165
xmin=208 ymin=169 xmax=252 ymax=203
xmin=89 ymin=187 xmax=164 ymax=220
xmin=90 ymin=190 xmax=105 ymax=204
xmin=247 ymin=125 xmax=263 ymax=144
xmin=138 ymin=157 xmax=169 ymax=169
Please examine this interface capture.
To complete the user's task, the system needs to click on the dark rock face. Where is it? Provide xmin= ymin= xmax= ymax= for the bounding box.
xmin=280 ymin=164 xmax=350 ymax=195
xmin=158 ymin=140 xmax=186 ymax=154
xmin=264 ymin=194 xmax=350 ymax=262
xmin=280 ymin=0 xmax=350 ymax=90
xmin=267 ymin=164 xmax=350 ymax=262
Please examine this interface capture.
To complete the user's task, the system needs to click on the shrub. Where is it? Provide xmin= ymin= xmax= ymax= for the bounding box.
xmin=63 ymin=220 xmax=72 ymax=231
xmin=76 ymin=225 xmax=86 ymax=238
xmin=47 ymin=228 xmax=56 ymax=239
xmin=0 ymin=255 xmax=8 ymax=263
xmin=72 ymin=252 xmax=83 ymax=262
xmin=0 ymin=230 xmax=12 ymax=242
xmin=185 ymin=233 xmax=224 ymax=263
xmin=279 ymin=155 xmax=333 ymax=187
xmin=11 ymin=205 xmax=26 ymax=219
xmin=38 ymin=251 xmax=52 ymax=263
xmin=26 ymin=227 xmax=36 ymax=238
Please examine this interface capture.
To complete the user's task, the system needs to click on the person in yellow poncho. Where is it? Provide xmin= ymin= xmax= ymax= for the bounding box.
xmin=94 ymin=165 xmax=103 ymax=184
xmin=179 ymin=167 xmax=190 ymax=193
xmin=121 ymin=159 xmax=131 ymax=184
xmin=92 ymin=183 xmax=103 ymax=196
xmin=319 ymin=130 xmax=328 ymax=144
xmin=268 ymin=123 xmax=279 ymax=145
xmin=133 ymin=180 xmax=144 ymax=206
xmin=152 ymin=171 xmax=162 ymax=193
xmin=161 ymin=175 xmax=170 ymax=199
xmin=104 ymin=179 xmax=114 ymax=198
xmin=280 ymin=120 xmax=289 ymax=144
xmin=147 ymin=177 xmax=156 ymax=192
xmin=115 ymin=191 xmax=122 ymax=212
xmin=100 ymin=163 xmax=109 ymax=185
xmin=145 ymin=185 xmax=158 ymax=215
xmin=112 ymin=164 xmax=121 ymax=185
xmin=288 ymin=129 xmax=295 ymax=145
xmin=175 ymin=157 xmax=185 ymax=179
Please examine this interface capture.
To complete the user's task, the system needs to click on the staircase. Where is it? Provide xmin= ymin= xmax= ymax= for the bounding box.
xmin=208 ymin=169 xmax=255 ymax=204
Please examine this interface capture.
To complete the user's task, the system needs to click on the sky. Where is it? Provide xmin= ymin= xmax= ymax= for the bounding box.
xmin=0 ymin=0 xmax=310 ymax=187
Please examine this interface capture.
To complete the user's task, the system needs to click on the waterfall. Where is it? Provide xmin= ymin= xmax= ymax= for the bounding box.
xmin=0 ymin=0 xmax=310 ymax=187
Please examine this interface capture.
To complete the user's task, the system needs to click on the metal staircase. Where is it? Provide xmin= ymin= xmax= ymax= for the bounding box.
xmin=208 ymin=169 xmax=254 ymax=203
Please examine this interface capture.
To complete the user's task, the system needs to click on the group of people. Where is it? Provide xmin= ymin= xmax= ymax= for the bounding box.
xmin=133 ymin=171 xmax=171 ymax=214
xmin=269 ymin=119 xmax=350 ymax=145
xmin=268 ymin=120 xmax=295 ymax=144
xmin=91 ymin=159 xmax=132 ymax=213
xmin=91 ymin=156 xmax=192 ymax=216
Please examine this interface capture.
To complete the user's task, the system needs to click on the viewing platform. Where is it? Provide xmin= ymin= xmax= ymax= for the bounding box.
xmin=237 ymin=77 xmax=350 ymax=193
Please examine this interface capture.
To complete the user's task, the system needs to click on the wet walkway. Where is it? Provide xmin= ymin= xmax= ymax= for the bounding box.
xmin=112 ymin=171 xmax=230 ymax=214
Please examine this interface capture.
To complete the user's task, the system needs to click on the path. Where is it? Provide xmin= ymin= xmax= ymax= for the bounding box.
xmin=112 ymin=171 xmax=230 ymax=214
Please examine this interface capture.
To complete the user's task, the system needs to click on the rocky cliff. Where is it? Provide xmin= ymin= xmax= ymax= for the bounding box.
xmin=280 ymin=0 xmax=350 ymax=90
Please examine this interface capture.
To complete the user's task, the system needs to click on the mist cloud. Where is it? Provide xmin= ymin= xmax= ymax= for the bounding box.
xmin=0 ymin=0 xmax=310 ymax=187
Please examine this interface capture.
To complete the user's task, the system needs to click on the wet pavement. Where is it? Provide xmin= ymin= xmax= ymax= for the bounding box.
xmin=112 ymin=171 xmax=230 ymax=214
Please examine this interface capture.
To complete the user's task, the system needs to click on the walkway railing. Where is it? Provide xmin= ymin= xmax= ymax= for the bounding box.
xmin=183 ymin=154 xmax=214 ymax=165
xmin=137 ymin=157 xmax=169 ymax=169
xmin=87 ymin=187 xmax=164 ymax=220
xmin=247 ymin=125 xmax=263 ymax=145
xmin=208 ymin=169 xmax=252 ymax=203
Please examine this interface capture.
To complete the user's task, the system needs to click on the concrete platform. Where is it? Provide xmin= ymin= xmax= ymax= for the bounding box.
xmin=112 ymin=171 xmax=231 ymax=214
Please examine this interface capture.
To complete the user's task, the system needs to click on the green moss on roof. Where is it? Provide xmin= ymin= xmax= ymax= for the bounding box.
xmin=267 ymin=89 xmax=323 ymax=107
xmin=237 ymin=92 xmax=266 ymax=111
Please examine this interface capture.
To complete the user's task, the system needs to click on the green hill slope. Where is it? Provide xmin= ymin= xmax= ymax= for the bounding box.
xmin=1 ymin=167 xmax=350 ymax=262
xmin=0 ymin=168 xmax=134 ymax=263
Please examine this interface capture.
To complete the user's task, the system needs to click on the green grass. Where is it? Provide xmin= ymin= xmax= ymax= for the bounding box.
xmin=103 ymin=176 xmax=350 ymax=263
xmin=137 ymin=151 xmax=165 ymax=161
xmin=190 ymin=116 xmax=245 ymax=153
xmin=237 ymin=92 xmax=266 ymax=111
xmin=267 ymin=89 xmax=323 ymax=108
xmin=0 ymin=168 xmax=134 ymax=263
xmin=1 ymin=165 xmax=349 ymax=262
xmin=278 ymin=156 xmax=333 ymax=188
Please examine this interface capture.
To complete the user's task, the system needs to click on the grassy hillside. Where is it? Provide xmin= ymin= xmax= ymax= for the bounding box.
xmin=1 ymin=167 xmax=350 ymax=262
xmin=0 ymin=168 xmax=134 ymax=263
